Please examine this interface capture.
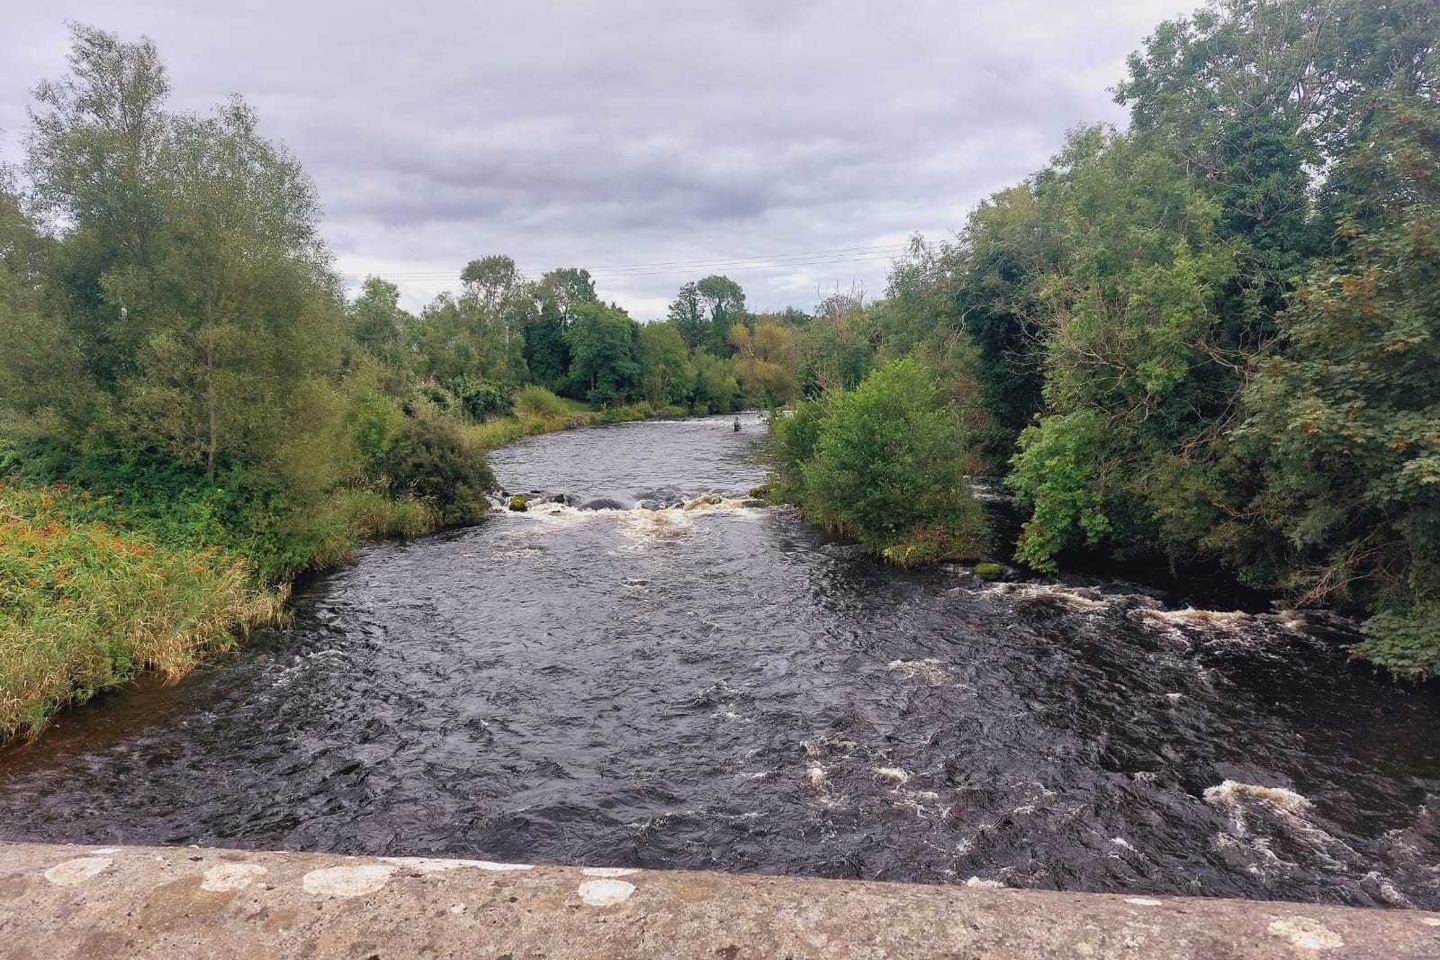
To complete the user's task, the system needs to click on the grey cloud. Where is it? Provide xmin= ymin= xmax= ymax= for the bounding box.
xmin=1 ymin=0 xmax=1197 ymax=315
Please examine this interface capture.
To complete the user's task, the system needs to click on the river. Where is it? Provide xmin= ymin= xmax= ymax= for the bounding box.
xmin=1 ymin=414 xmax=1437 ymax=908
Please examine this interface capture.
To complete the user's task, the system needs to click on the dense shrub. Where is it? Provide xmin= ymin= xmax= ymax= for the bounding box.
xmin=776 ymin=360 xmax=986 ymax=565
xmin=767 ymin=395 xmax=830 ymax=504
xmin=369 ymin=403 xmax=495 ymax=524
xmin=513 ymin=384 xmax=571 ymax=420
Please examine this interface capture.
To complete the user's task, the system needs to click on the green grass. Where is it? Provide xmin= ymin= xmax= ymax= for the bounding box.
xmin=0 ymin=483 xmax=285 ymax=741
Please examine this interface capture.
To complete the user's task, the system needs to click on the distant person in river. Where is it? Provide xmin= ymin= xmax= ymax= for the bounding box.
xmin=733 ymin=418 xmax=741 ymax=432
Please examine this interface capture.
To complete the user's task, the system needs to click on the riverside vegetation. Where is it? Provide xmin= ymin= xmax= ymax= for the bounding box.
xmin=768 ymin=0 xmax=1440 ymax=680
xmin=0 ymin=26 xmax=801 ymax=739
xmin=1 ymin=0 xmax=1437 ymax=740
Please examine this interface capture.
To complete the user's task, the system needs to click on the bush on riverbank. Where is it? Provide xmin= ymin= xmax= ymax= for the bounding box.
xmin=0 ymin=483 xmax=285 ymax=740
xmin=771 ymin=360 xmax=987 ymax=566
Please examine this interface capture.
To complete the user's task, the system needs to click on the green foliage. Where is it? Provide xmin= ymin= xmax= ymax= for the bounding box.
xmin=1352 ymin=604 xmax=1440 ymax=681
xmin=667 ymin=275 xmax=747 ymax=354
xmin=638 ymin=322 xmax=695 ymax=406
xmin=751 ymin=0 xmax=1438 ymax=680
xmin=730 ymin=320 xmax=799 ymax=407
xmin=349 ymin=276 xmax=414 ymax=369
xmin=367 ymin=403 xmax=495 ymax=525
xmin=512 ymin=384 xmax=571 ymax=420
xmin=565 ymin=301 xmax=641 ymax=404
xmin=950 ymin=185 xmax=1054 ymax=463
xmin=787 ymin=360 xmax=986 ymax=565
xmin=691 ymin=351 xmax=742 ymax=414
xmin=1228 ymin=94 xmax=1440 ymax=674
xmin=796 ymin=291 xmax=874 ymax=396
xmin=1007 ymin=411 xmax=1112 ymax=571
xmin=767 ymin=394 xmax=831 ymax=505
xmin=0 ymin=482 xmax=285 ymax=740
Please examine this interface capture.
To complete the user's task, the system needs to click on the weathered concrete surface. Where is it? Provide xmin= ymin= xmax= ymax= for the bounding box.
xmin=1 ymin=841 xmax=1437 ymax=959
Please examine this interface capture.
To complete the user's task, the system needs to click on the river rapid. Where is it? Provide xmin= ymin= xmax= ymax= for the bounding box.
xmin=1 ymin=413 xmax=1437 ymax=908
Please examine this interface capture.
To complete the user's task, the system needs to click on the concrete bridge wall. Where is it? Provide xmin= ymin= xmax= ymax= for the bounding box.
xmin=1 ymin=841 xmax=1437 ymax=958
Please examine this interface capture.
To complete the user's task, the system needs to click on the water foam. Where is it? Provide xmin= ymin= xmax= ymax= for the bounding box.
xmin=1204 ymin=780 xmax=1312 ymax=815
xmin=886 ymin=658 xmax=953 ymax=685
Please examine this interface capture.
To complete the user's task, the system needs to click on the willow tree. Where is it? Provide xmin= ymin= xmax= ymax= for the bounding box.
xmin=26 ymin=23 xmax=171 ymax=389
xmin=108 ymin=99 xmax=341 ymax=483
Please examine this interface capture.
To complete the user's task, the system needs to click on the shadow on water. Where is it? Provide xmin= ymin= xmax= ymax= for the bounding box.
xmin=2 ymin=413 xmax=1437 ymax=909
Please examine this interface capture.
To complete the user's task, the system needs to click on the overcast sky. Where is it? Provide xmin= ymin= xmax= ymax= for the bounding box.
xmin=1 ymin=1 xmax=1197 ymax=318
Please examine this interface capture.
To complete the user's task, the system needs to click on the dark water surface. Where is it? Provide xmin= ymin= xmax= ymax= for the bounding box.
xmin=3 ymin=414 xmax=1438 ymax=908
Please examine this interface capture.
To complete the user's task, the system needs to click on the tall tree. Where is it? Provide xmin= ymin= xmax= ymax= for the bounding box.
xmin=349 ymin=276 xmax=413 ymax=369
xmin=1234 ymin=94 xmax=1440 ymax=676
xmin=565 ymin=302 xmax=640 ymax=404
xmin=524 ymin=267 xmax=596 ymax=391
xmin=116 ymin=98 xmax=345 ymax=482
xmin=26 ymin=23 xmax=170 ymax=386
xmin=638 ymin=322 xmax=694 ymax=406
xmin=666 ymin=275 xmax=747 ymax=353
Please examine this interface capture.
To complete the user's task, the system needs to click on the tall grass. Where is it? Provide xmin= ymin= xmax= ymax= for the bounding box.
xmin=0 ymin=483 xmax=285 ymax=740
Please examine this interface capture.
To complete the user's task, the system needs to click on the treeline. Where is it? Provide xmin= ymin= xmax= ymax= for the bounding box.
xmin=773 ymin=0 xmax=1439 ymax=679
xmin=356 ymin=263 xmax=804 ymax=419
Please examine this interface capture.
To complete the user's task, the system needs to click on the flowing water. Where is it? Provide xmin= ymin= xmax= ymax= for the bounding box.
xmin=2 ymin=414 xmax=1438 ymax=908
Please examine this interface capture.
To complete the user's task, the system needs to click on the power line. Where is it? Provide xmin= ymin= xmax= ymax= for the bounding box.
xmin=337 ymin=241 xmax=916 ymax=283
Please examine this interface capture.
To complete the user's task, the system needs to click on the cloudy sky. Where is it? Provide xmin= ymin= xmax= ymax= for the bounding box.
xmin=1 ymin=1 xmax=1196 ymax=318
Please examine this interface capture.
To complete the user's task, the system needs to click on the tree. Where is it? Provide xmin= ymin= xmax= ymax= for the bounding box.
xmin=1005 ymin=128 xmax=1240 ymax=569
xmin=638 ymin=322 xmax=694 ymax=406
xmin=457 ymin=254 xmax=529 ymax=385
xmin=795 ymin=288 xmax=874 ymax=397
xmin=948 ymin=185 xmax=1054 ymax=464
xmin=565 ymin=302 xmax=640 ymax=404
xmin=461 ymin=254 xmax=518 ymax=304
xmin=0 ymin=178 xmax=98 ymax=432
xmin=696 ymin=275 xmax=747 ymax=353
xmin=524 ymin=267 xmax=596 ymax=391
xmin=667 ymin=274 xmax=747 ymax=353
xmin=1117 ymin=0 xmax=1439 ymax=172
xmin=410 ymin=257 xmax=530 ymax=412
xmin=691 ymin=351 xmax=741 ymax=414
xmin=349 ymin=276 xmax=413 ymax=368
xmin=730 ymin=319 xmax=798 ymax=406
xmin=1233 ymin=94 xmax=1440 ymax=677
xmin=25 ymin=23 xmax=170 ymax=387
xmin=667 ymin=282 xmax=706 ymax=350
xmin=115 ymin=98 xmax=346 ymax=483
xmin=800 ymin=359 xmax=985 ymax=564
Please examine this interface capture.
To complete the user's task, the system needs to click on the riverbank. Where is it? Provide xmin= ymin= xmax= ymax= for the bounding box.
xmin=5 ymin=840 xmax=1437 ymax=959
xmin=5 ymin=414 xmax=1437 ymax=906
xmin=0 ymin=399 xmax=687 ymax=743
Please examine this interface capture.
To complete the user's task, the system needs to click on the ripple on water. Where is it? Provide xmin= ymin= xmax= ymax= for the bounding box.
xmin=0 ymin=414 xmax=1437 ymax=911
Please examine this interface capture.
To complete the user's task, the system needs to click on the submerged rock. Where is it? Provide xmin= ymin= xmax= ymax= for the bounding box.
xmin=634 ymin=487 xmax=686 ymax=509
